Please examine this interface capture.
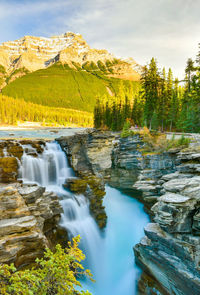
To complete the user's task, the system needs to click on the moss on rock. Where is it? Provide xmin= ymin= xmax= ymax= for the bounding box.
xmin=0 ymin=157 xmax=18 ymax=183
xmin=64 ymin=176 xmax=107 ymax=229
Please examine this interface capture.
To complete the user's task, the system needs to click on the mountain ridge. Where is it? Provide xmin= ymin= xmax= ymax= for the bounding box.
xmin=0 ymin=32 xmax=142 ymax=80
xmin=1 ymin=32 xmax=141 ymax=116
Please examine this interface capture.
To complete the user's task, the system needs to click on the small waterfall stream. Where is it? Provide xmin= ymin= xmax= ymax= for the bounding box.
xmin=19 ymin=141 xmax=149 ymax=295
xmin=20 ymin=142 xmax=73 ymax=189
xmin=19 ymin=142 xmax=102 ymax=273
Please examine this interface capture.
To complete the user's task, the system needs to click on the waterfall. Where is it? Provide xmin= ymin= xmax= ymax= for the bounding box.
xmin=19 ymin=141 xmax=103 ymax=277
xmin=20 ymin=142 xmax=73 ymax=190
xmin=19 ymin=140 xmax=149 ymax=295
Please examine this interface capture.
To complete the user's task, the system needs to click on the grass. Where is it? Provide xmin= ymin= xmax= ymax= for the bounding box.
xmin=2 ymin=62 xmax=140 ymax=113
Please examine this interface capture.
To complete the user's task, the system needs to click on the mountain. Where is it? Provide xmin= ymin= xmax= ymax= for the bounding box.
xmin=0 ymin=32 xmax=141 ymax=77
xmin=0 ymin=32 xmax=142 ymax=113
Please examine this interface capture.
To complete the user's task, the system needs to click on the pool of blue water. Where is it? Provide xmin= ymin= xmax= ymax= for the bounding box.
xmin=82 ymin=185 xmax=149 ymax=295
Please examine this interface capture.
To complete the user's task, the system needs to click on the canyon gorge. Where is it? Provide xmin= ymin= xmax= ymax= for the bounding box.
xmin=0 ymin=129 xmax=200 ymax=294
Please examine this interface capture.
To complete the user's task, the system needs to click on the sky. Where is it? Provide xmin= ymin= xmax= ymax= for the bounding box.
xmin=0 ymin=0 xmax=199 ymax=79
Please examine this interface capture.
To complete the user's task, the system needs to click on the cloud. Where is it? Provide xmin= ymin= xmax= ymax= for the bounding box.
xmin=0 ymin=0 xmax=199 ymax=78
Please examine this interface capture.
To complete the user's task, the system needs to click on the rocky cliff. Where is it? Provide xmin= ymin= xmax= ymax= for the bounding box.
xmin=134 ymin=147 xmax=200 ymax=295
xmin=0 ymin=32 xmax=141 ymax=80
xmin=57 ymin=130 xmax=200 ymax=295
xmin=0 ymin=184 xmax=63 ymax=269
xmin=57 ymin=130 xmax=115 ymax=228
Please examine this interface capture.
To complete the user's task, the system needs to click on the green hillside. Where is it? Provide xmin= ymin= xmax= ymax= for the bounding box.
xmin=2 ymin=62 xmax=140 ymax=113
xmin=0 ymin=94 xmax=93 ymax=127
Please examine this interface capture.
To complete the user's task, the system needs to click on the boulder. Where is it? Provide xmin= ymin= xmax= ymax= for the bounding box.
xmin=152 ymin=193 xmax=196 ymax=233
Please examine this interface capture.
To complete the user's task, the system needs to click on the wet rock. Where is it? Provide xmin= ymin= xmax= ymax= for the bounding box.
xmin=64 ymin=176 xmax=107 ymax=228
xmin=137 ymin=272 xmax=169 ymax=295
xmin=0 ymin=141 xmax=23 ymax=160
xmin=19 ymin=139 xmax=46 ymax=154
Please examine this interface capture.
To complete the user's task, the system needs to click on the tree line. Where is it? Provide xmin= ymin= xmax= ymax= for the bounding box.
xmin=94 ymin=44 xmax=200 ymax=133
xmin=0 ymin=94 xmax=93 ymax=127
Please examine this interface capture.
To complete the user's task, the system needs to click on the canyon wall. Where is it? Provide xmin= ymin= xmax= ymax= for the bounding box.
xmin=58 ymin=130 xmax=200 ymax=295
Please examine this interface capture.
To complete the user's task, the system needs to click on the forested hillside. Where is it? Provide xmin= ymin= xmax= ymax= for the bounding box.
xmin=0 ymin=95 xmax=93 ymax=126
xmin=2 ymin=62 xmax=140 ymax=113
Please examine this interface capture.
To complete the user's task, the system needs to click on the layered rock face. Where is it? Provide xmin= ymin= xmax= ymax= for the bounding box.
xmin=0 ymin=141 xmax=23 ymax=183
xmin=57 ymin=130 xmax=116 ymax=177
xmin=0 ymin=32 xmax=141 ymax=80
xmin=58 ymin=130 xmax=115 ymax=227
xmin=58 ymin=130 xmax=200 ymax=294
xmin=0 ymin=183 xmax=63 ymax=268
xmin=135 ymin=148 xmax=200 ymax=295
xmin=110 ymin=137 xmax=177 ymax=197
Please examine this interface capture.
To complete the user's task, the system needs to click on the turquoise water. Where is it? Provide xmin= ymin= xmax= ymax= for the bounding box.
xmin=82 ymin=186 xmax=149 ymax=295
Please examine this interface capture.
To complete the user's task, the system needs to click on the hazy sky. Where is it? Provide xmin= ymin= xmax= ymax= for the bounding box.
xmin=0 ymin=0 xmax=199 ymax=78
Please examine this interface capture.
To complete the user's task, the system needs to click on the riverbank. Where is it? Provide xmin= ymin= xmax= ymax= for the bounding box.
xmin=0 ymin=123 xmax=88 ymax=130
xmin=0 ymin=126 xmax=88 ymax=140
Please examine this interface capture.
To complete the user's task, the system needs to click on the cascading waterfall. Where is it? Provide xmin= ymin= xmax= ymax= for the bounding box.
xmin=20 ymin=142 xmax=73 ymax=190
xmin=19 ymin=141 xmax=103 ymax=277
xmin=19 ymin=140 xmax=149 ymax=295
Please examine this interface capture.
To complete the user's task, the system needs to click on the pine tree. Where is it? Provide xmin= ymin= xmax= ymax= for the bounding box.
xmin=142 ymin=58 xmax=160 ymax=129
xmin=168 ymin=78 xmax=179 ymax=131
xmin=159 ymin=68 xmax=167 ymax=131
xmin=166 ymin=68 xmax=173 ymax=130
xmin=185 ymin=58 xmax=195 ymax=93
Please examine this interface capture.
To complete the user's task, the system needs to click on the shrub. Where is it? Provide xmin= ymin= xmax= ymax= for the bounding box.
xmin=0 ymin=236 xmax=92 ymax=295
xmin=121 ymin=120 xmax=131 ymax=138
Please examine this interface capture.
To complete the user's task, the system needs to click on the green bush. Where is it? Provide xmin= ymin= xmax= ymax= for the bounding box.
xmin=0 ymin=236 xmax=92 ymax=295
xmin=121 ymin=120 xmax=131 ymax=138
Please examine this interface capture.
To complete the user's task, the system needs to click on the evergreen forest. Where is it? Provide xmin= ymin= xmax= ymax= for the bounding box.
xmin=94 ymin=44 xmax=200 ymax=133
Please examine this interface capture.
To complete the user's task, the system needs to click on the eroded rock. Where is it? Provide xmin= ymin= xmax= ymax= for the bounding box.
xmin=0 ymin=183 xmax=64 ymax=268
